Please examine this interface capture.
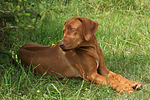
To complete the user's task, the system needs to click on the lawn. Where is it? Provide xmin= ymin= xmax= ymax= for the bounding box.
xmin=0 ymin=0 xmax=150 ymax=99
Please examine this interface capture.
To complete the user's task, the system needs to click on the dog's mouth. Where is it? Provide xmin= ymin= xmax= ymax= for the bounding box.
xmin=59 ymin=41 xmax=79 ymax=51
xmin=59 ymin=46 xmax=71 ymax=51
xmin=60 ymin=45 xmax=80 ymax=51
xmin=60 ymin=48 xmax=72 ymax=51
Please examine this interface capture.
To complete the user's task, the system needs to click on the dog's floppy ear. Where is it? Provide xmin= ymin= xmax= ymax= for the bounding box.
xmin=79 ymin=17 xmax=99 ymax=41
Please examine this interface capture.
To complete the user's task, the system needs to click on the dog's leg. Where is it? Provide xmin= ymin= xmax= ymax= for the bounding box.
xmin=98 ymin=64 xmax=142 ymax=90
xmin=106 ymin=71 xmax=142 ymax=90
xmin=98 ymin=62 xmax=142 ymax=90
xmin=88 ymin=73 xmax=134 ymax=93
xmin=97 ymin=47 xmax=142 ymax=90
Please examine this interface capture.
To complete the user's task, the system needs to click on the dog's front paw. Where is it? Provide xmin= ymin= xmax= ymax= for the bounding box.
xmin=112 ymin=83 xmax=134 ymax=93
xmin=129 ymin=81 xmax=142 ymax=90
xmin=118 ymin=84 xmax=134 ymax=93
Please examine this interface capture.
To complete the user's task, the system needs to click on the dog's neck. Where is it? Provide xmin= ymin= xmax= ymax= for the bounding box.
xmin=76 ymin=35 xmax=100 ymax=62
xmin=79 ymin=35 xmax=98 ymax=48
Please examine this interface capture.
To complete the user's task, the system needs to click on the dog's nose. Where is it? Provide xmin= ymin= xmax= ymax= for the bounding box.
xmin=59 ymin=41 xmax=65 ymax=49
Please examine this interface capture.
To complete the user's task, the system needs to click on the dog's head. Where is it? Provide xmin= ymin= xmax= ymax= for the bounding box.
xmin=59 ymin=17 xmax=99 ymax=50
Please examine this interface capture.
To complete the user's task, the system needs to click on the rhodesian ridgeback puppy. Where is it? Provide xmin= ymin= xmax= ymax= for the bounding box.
xmin=17 ymin=17 xmax=142 ymax=93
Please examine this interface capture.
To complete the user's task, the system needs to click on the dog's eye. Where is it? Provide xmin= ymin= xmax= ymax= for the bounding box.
xmin=70 ymin=28 xmax=75 ymax=31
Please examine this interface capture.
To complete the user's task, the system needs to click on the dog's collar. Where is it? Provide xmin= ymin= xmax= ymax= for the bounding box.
xmin=96 ymin=60 xmax=99 ymax=69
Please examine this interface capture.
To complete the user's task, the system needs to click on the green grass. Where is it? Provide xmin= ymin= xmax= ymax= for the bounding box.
xmin=0 ymin=0 xmax=150 ymax=99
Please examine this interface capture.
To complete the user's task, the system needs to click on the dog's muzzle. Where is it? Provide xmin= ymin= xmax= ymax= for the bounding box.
xmin=59 ymin=41 xmax=65 ymax=49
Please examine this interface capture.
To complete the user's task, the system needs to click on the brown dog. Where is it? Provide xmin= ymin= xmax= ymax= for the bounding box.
xmin=17 ymin=17 xmax=142 ymax=93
